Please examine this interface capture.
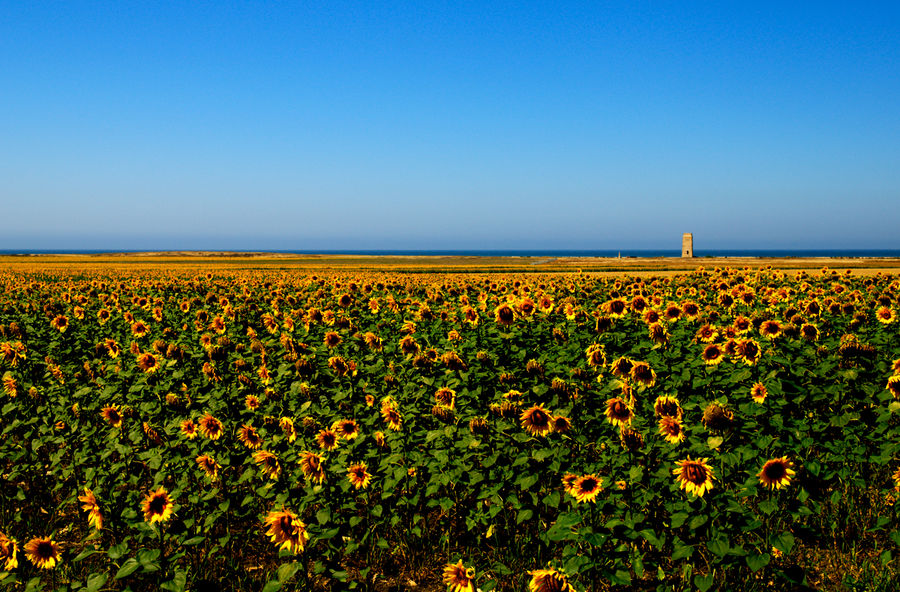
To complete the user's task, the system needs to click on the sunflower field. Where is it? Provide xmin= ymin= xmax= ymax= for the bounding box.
xmin=1 ymin=264 xmax=900 ymax=591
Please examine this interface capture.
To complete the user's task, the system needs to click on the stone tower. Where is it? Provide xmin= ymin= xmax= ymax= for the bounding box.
xmin=682 ymin=233 xmax=693 ymax=258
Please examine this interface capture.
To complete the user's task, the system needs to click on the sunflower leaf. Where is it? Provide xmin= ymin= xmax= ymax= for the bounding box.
xmin=114 ymin=558 xmax=141 ymax=580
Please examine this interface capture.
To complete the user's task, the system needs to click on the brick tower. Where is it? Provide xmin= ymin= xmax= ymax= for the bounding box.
xmin=682 ymin=233 xmax=693 ymax=258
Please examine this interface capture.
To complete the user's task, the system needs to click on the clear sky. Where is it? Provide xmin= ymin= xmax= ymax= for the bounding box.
xmin=2 ymin=2 xmax=898 ymax=251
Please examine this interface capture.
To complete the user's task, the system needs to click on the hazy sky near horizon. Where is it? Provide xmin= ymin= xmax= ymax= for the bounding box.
xmin=2 ymin=2 xmax=899 ymax=251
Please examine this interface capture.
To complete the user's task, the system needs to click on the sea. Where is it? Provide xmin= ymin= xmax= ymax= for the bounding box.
xmin=1 ymin=249 xmax=899 ymax=258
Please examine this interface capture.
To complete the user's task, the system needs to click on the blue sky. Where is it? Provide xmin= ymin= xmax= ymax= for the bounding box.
xmin=1 ymin=2 xmax=898 ymax=251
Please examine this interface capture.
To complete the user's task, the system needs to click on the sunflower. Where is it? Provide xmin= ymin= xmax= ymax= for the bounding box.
xmin=236 ymin=424 xmax=262 ymax=450
xmin=334 ymin=418 xmax=360 ymax=440
xmin=701 ymin=344 xmax=725 ymax=366
xmin=648 ymin=322 xmax=668 ymax=345
xmin=585 ymin=344 xmax=607 ymax=368
xmin=180 ymin=418 xmax=198 ymax=439
xmin=244 ymin=394 xmax=261 ymax=411
xmin=653 ymin=395 xmax=682 ymax=419
xmin=0 ymin=532 xmax=17 ymax=570
xmin=750 ymin=382 xmax=768 ymax=404
xmin=759 ymin=320 xmax=782 ymax=339
xmin=347 ymin=462 xmax=372 ymax=490
xmin=876 ymin=307 xmax=895 ymax=325
xmin=658 ymin=416 xmax=686 ymax=444
xmin=253 ymin=450 xmax=282 ymax=480
xmin=198 ymin=413 xmax=224 ymax=440
xmin=561 ymin=472 xmax=579 ymax=496
xmin=323 ymin=331 xmax=342 ymax=348
xmin=664 ymin=304 xmax=682 ymax=322
xmin=702 ymin=402 xmax=734 ymax=431
xmin=136 ymin=352 xmax=159 ymax=373
xmin=552 ymin=415 xmax=572 ymax=434
xmin=604 ymin=298 xmax=628 ymax=319
xmin=381 ymin=404 xmax=403 ymax=431
xmin=642 ymin=308 xmax=661 ymax=324
xmin=520 ymin=405 xmax=554 ymax=437
xmin=316 ymin=429 xmax=340 ymax=451
xmin=279 ymin=417 xmax=297 ymax=442
xmin=131 ymin=320 xmax=150 ymax=338
xmin=886 ymin=375 xmax=900 ymax=399
xmin=892 ymin=358 xmax=900 ymax=374
xmin=732 ymin=315 xmax=752 ymax=333
xmin=736 ymin=339 xmax=762 ymax=365
xmin=758 ymin=457 xmax=796 ymax=489
xmin=610 ymin=356 xmax=633 ymax=378
xmin=673 ymin=457 xmax=715 ymax=498
xmin=528 ymin=566 xmax=576 ymax=592
xmin=629 ymin=361 xmax=656 ymax=387
xmin=78 ymin=487 xmax=103 ymax=530
xmin=604 ymin=397 xmax=633 ymax=427
xmin=435 ymin=387 xmax=456 ymax=409
xmin=695 ymin=324 xmax=719 ymax=343
xmin=101 ymin=405 xmax=123 ymax=428
xmin=263 ymin=508 xmax=308 ymax=554
xmin=800 ymin=323 xmax=819 ymax=341
xmin=442 ymin=560 xmax=476 ymax=592
xmin=571 ymin=474 xmax=603 ymax=504
xmin=142 ymin=487 xmax=174 ymax=524
xmin=493 ymin=303 xmax=516 ymax=326
xmin=537 ymin=295 xmax=554 ymax=314
xmin=299 ymin=451 xmax=326 ymax=484
xmin=196 ymin=455 xmax=221 ymax=480
xmin=50 ymin=315 xmax=69 ymax=333
xmin=24 ymin=537 xmax=61 ymax=569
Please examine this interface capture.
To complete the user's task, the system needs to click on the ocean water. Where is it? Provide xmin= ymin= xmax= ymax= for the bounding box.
xmin=2 ymin=249 xmax=900 ymax=258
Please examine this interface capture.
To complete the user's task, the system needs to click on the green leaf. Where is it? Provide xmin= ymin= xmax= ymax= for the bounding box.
xmin=670 ymin=512 xmax=689 ymax=528
xmin=746 ymin=553 xmax=771 ymax=572
xmin=694 ymin=573 xmax=715 ymax=592
xmin=772 ymin=531 xmax=795 ymax=555
xmin=182 ymin=536 xmax=205 ymax=546
xmin=672 ymin=542 xmax=694 ymax=560
xmin=160 ymin=571 xmax=188 ymax=592
xmin=115 ymin=558 xmax=141 ymax=579
xmin=707 ymin=538 xmax=730 ymax=558
xmin=85 ymin=572 xmax=108 ymax=592
xmin=277 ymin=562 xmax=301 ymax=583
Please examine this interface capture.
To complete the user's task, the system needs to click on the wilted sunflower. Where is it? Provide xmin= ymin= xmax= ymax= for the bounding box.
xmin=197 ymin=413 xmax=224 ymax=440
xmin=552 ymin=415 xmax=572 ymax=434
xmin=0 ymin=532 xmax=17 ymax=570
xmin=238 ymin=424 xmax=263 ymax=449
xmin=673 ymin=457 xmax=715 ymax=498
xmin=658 ymin=416 xmax=686 ymax=444
xmin=435 ymin=387 xmax=456 ymax=409
xmin=620 ymin=426 xmax=645 ymax=451
xmin=381 ymin=401 xmax=403 ymax=431
xmin=316 ymin=428 xmax=340 ymax=451
xmin=24 ymin=537 xmax=61 ymax=569
xmin=571 ymin=474 xmax=603 ymax=504
xmin=78 ymin=487 xmax=103 ymax=530
xmin=196 ymin=455 xmax=221 ymax=480
xmin=800 ymin=323 xmax=819 ymax=341
xmin=101 ymin=405 xmax=123 ymax=428
xmin=253 ymin=450 xmax=282 ymax=480
xmin=299 ymin=451 xmax=326 ymax=484
xmin=750 ymin=382 xmax=768 ymax=404
xmin=758 ymin=457 xmax=796 ymax=489
xmin=142 ymin=486 xmax=174 ymax=524
xmin=585 ymin=344 xmax=607 ymax=368
xmin=443 ymin=560 xmax=476 ymax=592
xmin=629 ymin=361 xmax=656 ymax=387
xmin=520 ymin=404 xmax=554 ymax=437
xmin=180 ymin=418 xmax=198 ymax=439
xmin=264 ymin=508 xmax=308 ymax=554
xmin=604 ymin=397 xmax=633 ymax=427
xmin=701 ymin=344 xmax=725 ymax=366
xmin=610 ymin=356 xmax=633 ymax=378
xmin=347 ymin=462 xmax=372 ymax=490
xmin=323 ymin=331 xmax=342 ymax=348
xmin=136 ymin=352 xmax=159 ymax=373
xmin=702 ymin=402 xmax=734 ymax=431
xmin=648 ymin=322 xmax=668 ymax=345
xmin=528 ymin=566 xmax=576 ymax=592
xmin=280 ymin=417 xmax=297 ymax=443
xmin=653 ymin=395 xmax=683 ymax=419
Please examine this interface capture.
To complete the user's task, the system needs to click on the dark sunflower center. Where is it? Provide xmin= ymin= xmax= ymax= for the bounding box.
xmin=684 ymin=464 xmax=707 ymax=485
xmin=37 ymin=541 xmax=54 ymax=559
xmin=149 ymin=497 xmax=165 ymax=514
xmin=580 ymin=478 xmax=598 ymax=492
xmin=531 ymin=410 xmax=549 ymax=426
xmin=764 ymin=463 xmax=787 ymax=481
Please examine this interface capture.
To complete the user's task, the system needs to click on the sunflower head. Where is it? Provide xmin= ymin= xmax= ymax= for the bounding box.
xmin=758 ymin=457 xmax=796 ymax=490
xmin=520 ymin=405 xmax=553 ymax=437
xmin=142 ymin=487 xmax=174 ymax=524
xmin=528 ymin=566 xmax=576 ymax=592
xmin=673 ymin=457 xmax=715 ymax=498
xmin=443 ymin=560 xmax=476 ymax=592
xmin=24 ymin=536 xmax=60 ymax=569
xmin=702 ymin=402 xmax=734 ymax=431
xmin=264 ymin=508 xmax=308 ymax=554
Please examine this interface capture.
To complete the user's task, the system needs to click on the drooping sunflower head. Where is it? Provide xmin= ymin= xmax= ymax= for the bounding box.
xmin=253 ymin=450 xmax=282 ymax=480
xmin=520 ymin=405 xmax=553 ymax=437
xmin=493 ymin=303 xmax=516 ymax=326
xmin=435 ymin=387 xmax=456 ymax=409
xmin=653 ymin=395 xmax=682 ymax=419
xmin=0 ymin=532 xmax=18 ymax=571
xmin=886 ymin=375 xmax=900 ymax=399
xmin=604 ymin=397 xmax=633 ymax=427
xmin=800 ymin=323 xmax=819 ymax=341
xmin=198 ymin=413 xmax=224 ymax=440
xmin=629 ymin=361 xmax=656 ymax=387
xmin=299 ymin=451 xmax=326 ymax=483
xmin=758 ymin=457 xmax=796 ymax=490
xmin=610 ymin=356 xmax=633 ymax=378
xmin=702 ymin=402 xmax=734 ymax=431
xmin=736 ymin=339 xmax=762 ymax=365
xmin=238 ymin=424 xmax=263 ymax=449
xmin=620 ymin=426 xmax=645 ymax=452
